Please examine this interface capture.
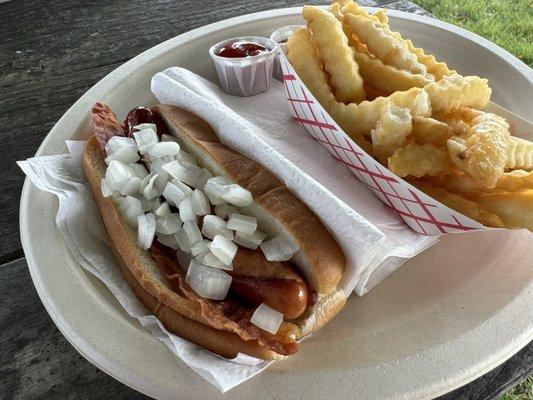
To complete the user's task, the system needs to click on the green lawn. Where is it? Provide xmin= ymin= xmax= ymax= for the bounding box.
xmin=412 ymin=0 xmax=533 ymax=67
xmin=501 ymin=376 xmax=533 ymax=400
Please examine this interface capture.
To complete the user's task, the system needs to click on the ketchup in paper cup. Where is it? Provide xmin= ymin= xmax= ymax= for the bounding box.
xmin=209 ymin=36 xmax=277 ymax=96
xmin=270 ymin=25 xmax=305 ymax=81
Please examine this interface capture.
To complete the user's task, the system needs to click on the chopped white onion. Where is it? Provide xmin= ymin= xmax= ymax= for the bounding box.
xmin=250 ymin=303 xmax=283 ymax=334
xmin=141 ymin=173 xmax=160 ymax=200
xmin=214 ymin=204 xmax=238 ymax=219
xmin=161 ymin=133 xmax=179 ymax=143
xmin=119 ymin=176 xmax=142 ymax=196
xmin=185 ymin=259 xmax=232 ymax=300
xmin=176 ymin=220 xmax=203 ymax=251
xmin=114 ymin=196 xmax=144 ymax=227
xmin=194 ymin=168 xmax=213 ymax=190
xmin=162 ymin=181 xmax=188 ymax=206
xmin=150 ymin=197 xmax=161 ymax=212
xmin=176 ymin=149 xmax=197 ymax=166
xmin=155 ymin=213 xmax=182 ymax=235
xmin=226 ymin=214 xmax=257 ymax=235
xmin=154 ymin=201 xmax=171 ymax=217
xmin=147 ymin=157 xmax=170 ymax=174
xmin=133 ymin=128 xmax=158 ymax=154
xmin=220 ymin=184 xmax=253 ymax=207
xmin=130 ymin=163 xmax=149 ymax=179
xmin=156 ymin=233 xmax=179 ymax=250
xmin=105 ymin=136 xmax=137 ymax=155
xmin=176 ymin=249 xmax=192 ymax=270
xmin=201 ymin=215 xmax=233 ymax=240
xmin=137 ymin=213 xmax=156 ymax=250
xmin=178 ymin=196 xmax=195 ymax=222
xmin=190 ymin=239 xmax=211 ymax=257
xmin=133 ymin=123 xmax=157 ymax=132
xmin=153 ymin=170 xmax=169 ymax=193
xmin=260 ymin=235 xmax=299 ymax=261
xmin=105 ymin=147 xmax=140 ymax=165
xmin=201 ymin=251 xmax=233 ymax=271
xmin=172 ymin=179 xmax=193 ymax=196
xmin=139 ymin=196 xmax=153 ymax=212
xmin=146 ymin=142 xmax=180 ymax=159
xmin=105 ymin=160 xmax=135 ymax=191
xmin=100 ymin=178 xmax=118 ymax=198
xmin=209 ymin=235 xmax=237 ymax=266
xmin=204 ymin=176 xmax=232 ymax=205
xmin=192 ymin=189 xmax=210 ymax=216
xmin=162 ymin=161 xmax=203 ymax=187
xmin=234 ymin=230 xmax=266 ymax=250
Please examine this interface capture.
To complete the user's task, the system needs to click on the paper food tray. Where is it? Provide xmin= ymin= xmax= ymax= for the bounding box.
xmin=279 ymin=51 xmax=531 ymax=235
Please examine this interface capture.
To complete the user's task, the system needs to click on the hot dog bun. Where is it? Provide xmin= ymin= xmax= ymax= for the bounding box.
xmin=153 ymin=104 xmax=345 ymax=295
xmin=83 ymin=104 xmax=346 ymax=359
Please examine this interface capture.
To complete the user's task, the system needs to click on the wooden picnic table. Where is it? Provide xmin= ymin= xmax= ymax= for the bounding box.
xmin=0 ymin=0 xmax=531 ymax=398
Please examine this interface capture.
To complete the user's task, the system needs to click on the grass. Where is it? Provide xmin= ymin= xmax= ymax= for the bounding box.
xmin=412 ymin=0 xmax=533 ymax=67
xmin=500 ymin=376 xmax=533 ymax=400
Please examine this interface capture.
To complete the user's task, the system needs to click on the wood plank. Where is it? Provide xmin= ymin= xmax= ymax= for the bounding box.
xmin=0 ymin=257 xmax=149 ymax=399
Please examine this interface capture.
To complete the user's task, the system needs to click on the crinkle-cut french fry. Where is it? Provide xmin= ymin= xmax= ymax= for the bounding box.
xmin=287 ymin=28 xmax=336 ymax=108
xmin=340 ymin=1 xmax=382 ymax=22
xmin=422 ymin=172 xmax=485 ymax=195
xmin=302 ymin=6 xmax=366 ymax=103
xmin=363 ymin=83 xmax=387 ymax=100
xmin=343 ymin=13 xmax=432 ymax=78
xmin=411 ymin=116 xmax=455 ymax=146
xmin=331 ymin=0 xmax=353 ymax=8
xmin=333 ymin=88 xmax=431 ymax=139
xmin=372 ymin=103 xmax=412 ymax=163
xmin=287 ymin=28 xmax=370 ymax=151
xmin=404 ymin=39 xmax=456 ymax=81
xmin=329 ymin=2 xmax=344 ymax=20
xmin=340 ymin=0 xmax=454 ymax=80
xmin=424 ymin=170 xmax=533 ymax=196
xmin=432 ymin=113 xmax=472 ymax=138
xmin=410 ymin=181 xmax=504 ymax=227
xmin=492 ymin=170 xmax=533 ymax=191
xmin=388 ymin=143 xmax=455 ymax=177
xmin=373 ymin=9 xmax=388 ymax=24
xmin=354 ymin=51 xmax=432 ymax=94
xmin=447 ymin=112 xmax=510 ymax=188
xmin=287 ymin=29 xmax=431 ymax=141
xmin=424 ymin=74 xmax=491 ymax=112
xmin=433 ymin=107 xmax=482 ymax=125
xmin=476 ymin=190 xmax=533 ymax=231
xmin=506 ymin=137 xmax=533 ymax=170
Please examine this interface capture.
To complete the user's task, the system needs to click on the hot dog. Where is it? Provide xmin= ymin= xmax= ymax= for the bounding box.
xmin=84 ymin=102 xmax=346 ymax=359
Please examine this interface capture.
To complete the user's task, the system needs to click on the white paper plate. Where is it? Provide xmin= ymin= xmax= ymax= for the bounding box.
xmin=20 ymin=7 xmax=533 ymax=400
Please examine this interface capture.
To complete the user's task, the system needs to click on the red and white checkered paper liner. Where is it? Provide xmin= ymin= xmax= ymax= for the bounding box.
xmin=279 ymin=52 xmax=487 ymax=235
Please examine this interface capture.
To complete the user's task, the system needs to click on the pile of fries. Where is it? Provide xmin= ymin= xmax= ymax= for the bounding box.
xmin=287 ymin=0 xmax=533 ymax=231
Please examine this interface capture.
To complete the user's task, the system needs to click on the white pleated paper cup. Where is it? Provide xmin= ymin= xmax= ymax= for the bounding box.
xmin=209 ymin=36 xmax=277 ymax=97
xmin=270 ymin=25 xmax=305 ymax=81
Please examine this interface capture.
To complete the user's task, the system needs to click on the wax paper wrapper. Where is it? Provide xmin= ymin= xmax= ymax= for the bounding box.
xmin=278 ymin=52 xmax=532 ymax=234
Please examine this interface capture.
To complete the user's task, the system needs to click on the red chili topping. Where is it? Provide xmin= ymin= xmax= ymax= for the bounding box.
xmin=216 ymin=41 xmax=268 ymax=58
